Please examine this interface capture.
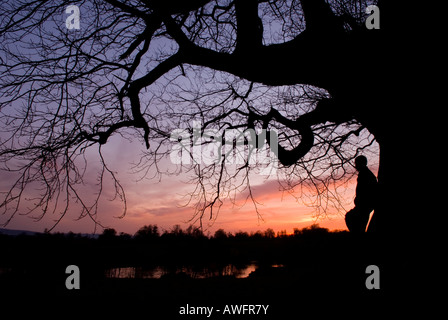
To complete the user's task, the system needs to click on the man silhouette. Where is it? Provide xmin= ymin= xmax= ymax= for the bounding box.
xmin=345 ymin=156 xmax=378 ymax=233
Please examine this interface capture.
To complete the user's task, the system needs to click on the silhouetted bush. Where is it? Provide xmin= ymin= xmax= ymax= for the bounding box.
xmin=213 ymin=229 xmax=228 ymax=240
xmin=99 ymin=228 xmax=117 ymax=240
xmin=134 ymin=224 xmax=159 ymax=241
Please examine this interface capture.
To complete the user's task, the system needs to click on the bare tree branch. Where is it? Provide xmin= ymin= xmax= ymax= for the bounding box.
xmin=0 ymin=0 xmax=382 ymax=230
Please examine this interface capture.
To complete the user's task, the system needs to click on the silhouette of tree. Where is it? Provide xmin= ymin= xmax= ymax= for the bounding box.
xmin=213 ymin=229 xmax=228 ymax=240
xmin=264 ymin=228 xmax=275 ymax=239
xmin=170 ymin=224 xmax=184 ymax=236
xmin=134 ymin=224 xmax=159 ymax=240
xmin=0 ymin=0 xmax=418 ymax=236
xmin=185 ymin=225 xmax=205 ymax=238
xmin=234 ymin=231 xmax=250 ymax=241
xmin=99 ymin=227 xmax=117 ymax=242
xmin=276 ymin=230 xmax=287 ymax=238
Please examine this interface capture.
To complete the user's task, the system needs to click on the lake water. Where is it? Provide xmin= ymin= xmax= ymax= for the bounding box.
xmin=0 ymin=263 xmax=284 ymax=279
xmin=105 ymin=263 xmax=283 ymax=279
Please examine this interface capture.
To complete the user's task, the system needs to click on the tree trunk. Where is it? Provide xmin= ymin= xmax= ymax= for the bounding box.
xmin=364 ymin=1 xmax=418 ymax=240
xmin=367 ymin=140 xmax=401 ymax=236
xmin=366 ymin=107 xmax=417 ymax=241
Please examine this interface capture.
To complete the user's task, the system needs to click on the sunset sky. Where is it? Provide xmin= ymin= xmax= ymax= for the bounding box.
xmin=0 ymin=2 xmax=381 ymax=236
xmin=1 ymin=132 xmax=378 ymax=236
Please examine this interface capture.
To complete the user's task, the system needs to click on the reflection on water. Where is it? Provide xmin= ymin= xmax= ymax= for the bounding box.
xmin=105 ymin=263 xmax=260 ymax=279
xmin=1 ymin=263 xmax=283 ymax=280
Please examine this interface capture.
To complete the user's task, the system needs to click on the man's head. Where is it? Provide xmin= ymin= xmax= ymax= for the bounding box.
xmin=355 ymin=155 xmax=368 ymax=171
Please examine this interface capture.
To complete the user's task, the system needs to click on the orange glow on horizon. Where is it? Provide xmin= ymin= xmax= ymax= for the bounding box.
xmin=1 ymin=137 xmax=363 ymax=236
xmin=2 ymin=179 xmax=350 ymax=235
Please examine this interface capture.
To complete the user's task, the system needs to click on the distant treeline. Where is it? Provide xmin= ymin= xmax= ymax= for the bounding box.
xmin=1 ymin=223 xmax=342 ymax=241
xmin=131 ymin=223 xmax=338 ymax=240
xmin=91 ymin=223 xmax=341 ymax=241
xmin=0 ymin=224 xmax=353 ymax=271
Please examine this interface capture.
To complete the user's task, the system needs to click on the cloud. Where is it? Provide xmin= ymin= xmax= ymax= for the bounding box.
xmin=0 ymin=133 xmax=351 ymax=234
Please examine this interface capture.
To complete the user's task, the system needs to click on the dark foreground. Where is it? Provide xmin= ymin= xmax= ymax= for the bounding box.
xmin=0 ymin=229 xmax=424 ymax=318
